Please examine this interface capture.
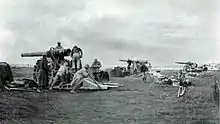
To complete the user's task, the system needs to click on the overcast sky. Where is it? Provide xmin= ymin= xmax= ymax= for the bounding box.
xmin=0 ymin=0 xmax=219 ymax=67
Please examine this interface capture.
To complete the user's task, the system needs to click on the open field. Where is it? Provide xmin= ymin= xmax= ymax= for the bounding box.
xmin=0 ymin=67 xmax=219 ymax=124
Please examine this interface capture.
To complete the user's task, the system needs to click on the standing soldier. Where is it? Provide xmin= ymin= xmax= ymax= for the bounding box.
xmin=33 ymin=65 xmax=37 ymax=82
xmin=132 ymin=61 xmax=138 ymax=74
xmin=127 ymin=59 xmax=133 ymax=74
xmin=55 ymin=42 xmax=64 ymax=50
xmin=71 ymin=45 xmax=83 ymax=72
xmin=70 ymin=64 xmax=90 ymax=93
xmin=177 ymin=70 xmax=187 ymax=97
xmin=136 ymin=61 xmax=142 ymax=73
xmin=140 ymin=62 xmax=149 ymax=82
xmin=33 ymin=60 xmax=41 ymax=82
xmin=37 ymin=53 xmax=49 ymax=90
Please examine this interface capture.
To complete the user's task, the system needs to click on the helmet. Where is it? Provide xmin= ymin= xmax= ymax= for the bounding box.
xmin=57 ymin=42 xmax=61 ymax=44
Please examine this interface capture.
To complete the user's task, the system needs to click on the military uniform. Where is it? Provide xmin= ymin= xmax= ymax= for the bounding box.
xmin=70 ymin=65 xmax=89 ymax=93
xmin=127 ymin=60 xmax=132 ymax=72
xmin=33 ymin=65 xmax=37 ymax=82
xmin=71 ymin=46 xmax=83 ymax=72
xmin=37 ymin=56 xmax=49 ymax=89
xmin=55 ymin=42 xmax=64 ymax=50
xmin=55 ymin=45 xmax=64 ymax=50
xmin=50 ymin=62 xmax=69 ymax=89
xmin=140 ymin=63 xmax=149 ymax=82
xmin=91 ymin=59 xmax=102 ymax=81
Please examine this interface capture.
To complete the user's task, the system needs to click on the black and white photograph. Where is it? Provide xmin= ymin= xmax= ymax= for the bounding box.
xmin=0 ymin=0 xmax=219 ymax=123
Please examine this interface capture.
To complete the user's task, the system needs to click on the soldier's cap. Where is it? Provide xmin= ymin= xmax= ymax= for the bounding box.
xmin=57 ymin=41 xmax=61 ymax=44
xmin=84 ymin=64 xmax=90 ymax=68
xmin=42 ymin=53 xmax=47 ymax=56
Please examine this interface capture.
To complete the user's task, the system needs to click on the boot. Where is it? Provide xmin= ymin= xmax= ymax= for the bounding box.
xmin=70 ymin=90 xmax=77 ymax=94
xmin=37 ymin=86 xmax=42 ymax=93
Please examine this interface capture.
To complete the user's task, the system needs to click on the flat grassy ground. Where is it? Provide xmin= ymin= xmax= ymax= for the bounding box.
xmin=0 ymin=67 xmax=219 ymax=124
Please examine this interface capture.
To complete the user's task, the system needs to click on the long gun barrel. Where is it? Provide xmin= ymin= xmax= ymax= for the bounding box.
xmin=21 ymin=49 xmax=71 ymax=58
xmin=21 ymin=52 xmax=45 ymax=57
xmin=119 ymin=60 xmax=129 ymax=62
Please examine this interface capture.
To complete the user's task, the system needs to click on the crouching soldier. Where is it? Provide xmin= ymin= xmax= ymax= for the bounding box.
xmin=70 ymin=64 xmax=90 ymax=94
xmin=91 ymin=58 xmax=102 ymax=81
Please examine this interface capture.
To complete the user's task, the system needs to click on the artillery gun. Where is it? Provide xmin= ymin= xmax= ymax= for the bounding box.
xmin=116 ymin=59 xmax=152 ymax=76
xmin=21 ymin=48 xmax=72 ymax=64
xmin=21 ymin=48 xmax=73 ymax=84
xmin=175 ymin=61 xmax=208 ymax=73
xmin=20 ymin=48 xmax=120 ymax=91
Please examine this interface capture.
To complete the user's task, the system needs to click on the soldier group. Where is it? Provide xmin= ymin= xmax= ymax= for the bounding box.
xmin=32 ymin=42 xmax=190 ymax=95
xmin=33 ymin=42 xmax=102 ymax=93
xmin=125 ymin=60 xmax=152 ymax=75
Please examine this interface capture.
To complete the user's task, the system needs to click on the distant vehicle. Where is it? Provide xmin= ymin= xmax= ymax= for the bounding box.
xmin=175 ymin=61 xmax=208 ymax=73
xmin=204 ymin=63 xmax=220 ymax=71
xmin=110 ymin=66 xmax=130 ymax=77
